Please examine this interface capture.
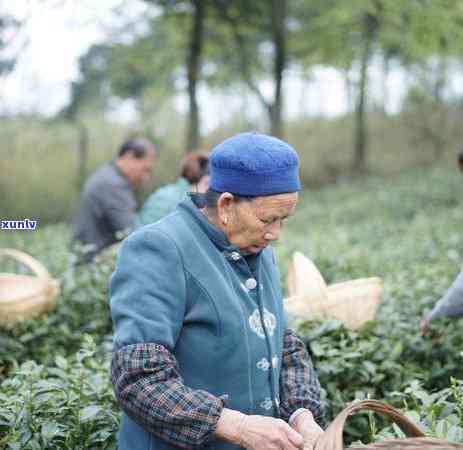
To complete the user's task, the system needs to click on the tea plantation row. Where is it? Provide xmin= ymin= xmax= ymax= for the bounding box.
xmin=1 ymin=163 xmax=463 ymax=448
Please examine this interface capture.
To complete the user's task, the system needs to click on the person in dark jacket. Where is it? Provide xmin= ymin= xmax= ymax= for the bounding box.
xmin=71 ymin=138 xmax=157 ymax=263
xmin=110 ymin=132 xmax=325 ymax=450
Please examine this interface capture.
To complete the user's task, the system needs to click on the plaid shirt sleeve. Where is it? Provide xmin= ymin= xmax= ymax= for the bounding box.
xmin=111 ymin=342 xmax=225 ymax=449
xmin=279 ymin=328 xmax=325 ymax=428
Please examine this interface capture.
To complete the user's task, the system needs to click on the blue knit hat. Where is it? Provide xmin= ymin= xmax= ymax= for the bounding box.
xmin=209 ymin=132 xmax=301 ymax=196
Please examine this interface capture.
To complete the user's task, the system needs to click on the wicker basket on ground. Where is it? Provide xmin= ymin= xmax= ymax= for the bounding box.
xmin=0 ymin=248 xmax=60 ymax=327
xmin=315 ymin=399 xmax=463 ymax=450
xmin=285 ymin=252 xmax=383 ymax=330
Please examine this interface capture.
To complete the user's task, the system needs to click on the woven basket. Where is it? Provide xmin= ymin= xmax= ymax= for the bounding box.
xmin=0 ymin=249 xmax=60 ymax=326
xmin=287 ymin=251 xmax=328 ymax=301
xmin=285 ymin=252 xmax=382 ymax=330
xmin=314 ymin=399 xmax=463 ymax=450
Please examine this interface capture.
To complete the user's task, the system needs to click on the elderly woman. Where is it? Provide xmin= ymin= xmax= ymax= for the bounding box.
xmin=110 ymin=132 xmax=325 ymax=450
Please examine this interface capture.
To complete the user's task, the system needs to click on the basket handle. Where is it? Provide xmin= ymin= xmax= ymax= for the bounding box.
xmin=0 ymin=248 xmax=51 ymax=281
xmin=314 ymin=400 xmax=425 ymax=450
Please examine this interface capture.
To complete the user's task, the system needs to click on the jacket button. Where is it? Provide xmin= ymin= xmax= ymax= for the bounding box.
xmin=231 ymin=252 xmax=240 ymax=260
xmin=245 ymin=278 xmax=257 ymax=290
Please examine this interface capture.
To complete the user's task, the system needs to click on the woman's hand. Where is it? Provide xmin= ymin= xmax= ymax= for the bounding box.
xmin=216 ymin=408 xmax=304 ymax=450
xmin=238 ymin=415 xmax=305 ymax=450
xmin=291 ymin=411 xmax=324 ymax=450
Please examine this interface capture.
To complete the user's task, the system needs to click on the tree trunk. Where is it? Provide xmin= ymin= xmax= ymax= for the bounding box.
xmin=343 ymin=67 xmax=354 ymax=113
xmin=186 ymin=0 xmax=205 ymax=151
xmin=76 ymin=120 xmax=89 ymax=190
xmin=353 ymin=14 xmax=375 ymax=173
xmin=430 ymin=57 xmax=448 ymax=159
xmin=433 ymin=56 xmax=447 ymax=103
xmin=271 ymin=0 xmax=287 ymax=138
xmin=216 ymin=3 xmax=272 ymax=131
xmin=381 ymin=51 xmax=390 ymax=116
xmin=215 ymin=0 xmax=287 ymax=136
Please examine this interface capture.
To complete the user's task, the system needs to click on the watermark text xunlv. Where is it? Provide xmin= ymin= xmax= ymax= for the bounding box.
xmin=1 ymin=219 xmax=38 ymax=230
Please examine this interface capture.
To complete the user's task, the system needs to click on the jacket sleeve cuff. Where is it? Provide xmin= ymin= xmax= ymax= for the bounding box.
xmin=279 ymin=328 xmax=325 ymax=428
xmin=112 ymin=342 xmax=225 ymax=449
xmin=288 ymin=408 xmax=313 ymax=425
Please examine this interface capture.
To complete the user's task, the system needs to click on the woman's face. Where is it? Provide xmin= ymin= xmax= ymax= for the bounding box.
xmin=222 ymin=192 xmax=298 ymax=255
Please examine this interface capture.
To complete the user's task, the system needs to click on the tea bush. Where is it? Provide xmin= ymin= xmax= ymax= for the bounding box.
xmin=366 ymin=378 xmax=463 ymax=443
xmin=0 ymin=240 xmax=115 ymax=375
xmin=0 ymin=337 xmax=118 ymax=450
xmin=2 ymin=162 xmax=463 ymax=446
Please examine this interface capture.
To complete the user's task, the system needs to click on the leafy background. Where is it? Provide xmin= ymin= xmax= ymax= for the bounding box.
xmin=2 ymin=162 xmax=463 ymax=448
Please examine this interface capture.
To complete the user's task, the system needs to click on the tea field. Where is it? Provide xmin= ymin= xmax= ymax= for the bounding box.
xmin=2 ymin=163 xmax=463 ymax=449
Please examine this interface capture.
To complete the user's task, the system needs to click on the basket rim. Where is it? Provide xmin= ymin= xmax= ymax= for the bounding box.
xmin=350 ymin=436 xmax=463 ymax=449
xmin=0 ymin=248 xmax=51 ymax=280
xmin=327 ymin=276 xmax=383 ymax=290
xmin=0 ymin=274 xmax=53 ymax=304
xmin=288 ymin=251 xmax=328 ymax=299
xmin=287 ymin=283 xmax=382 ymax=307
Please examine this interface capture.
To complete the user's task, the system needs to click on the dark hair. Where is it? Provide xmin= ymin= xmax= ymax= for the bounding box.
xmin=180 ymin=152 xmax=209 ymax=184
xmin=118 ymin=138 xmax=156 ymax=159
xmin=458 ymin=149 xmax=463 ymax=167
xmin=191 ymin=189 xmax=254 ymax=209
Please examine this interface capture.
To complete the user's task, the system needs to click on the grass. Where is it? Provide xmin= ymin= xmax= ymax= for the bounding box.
xmin=3 ymin=107 xmax=462 ymax=223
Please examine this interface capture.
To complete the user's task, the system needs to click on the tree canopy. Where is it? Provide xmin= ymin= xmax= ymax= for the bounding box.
xmin=57 ymin=0 xmax=463 ymax=164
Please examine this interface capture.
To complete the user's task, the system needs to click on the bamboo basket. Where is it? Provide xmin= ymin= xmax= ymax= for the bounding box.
xmin=285 ymin=252 xmax=383 ymax=330
xmin=314 ymin=399 xmax=463 ymax=450
xmin=287 ymin=251 xmax=328 ymax=301
xmin=0 ymin=249 xmax=60 ymax=326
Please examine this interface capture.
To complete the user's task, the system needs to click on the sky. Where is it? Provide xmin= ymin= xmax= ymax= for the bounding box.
xmin=0 ymin=0 xmax=412 ymax=129
xmin=0 ymin=0 xmax=148 ymax=115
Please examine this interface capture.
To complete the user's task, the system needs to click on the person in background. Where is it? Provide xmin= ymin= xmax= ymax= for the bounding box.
xmin=71 ymin=138 xmax=157 ymax=263
xmin=136 ymin=151 xmax=209 ymax=227
xmin=458 ymin=149 xmax=463 ymax=173
xmin=421 ymin=149 xmax=463 ymax=334
xmin=421 ymin=271 xmax=463 ymax=334
xmin=110 ymin=132 xmax=324 ymax=450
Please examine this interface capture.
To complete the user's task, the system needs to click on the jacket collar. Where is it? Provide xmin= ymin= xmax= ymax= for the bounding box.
xmin=178 ymin=197 xmax=242 ymax=254
xmin=110 ymin=160 xmax=132 ymax=187
xmin=176 ymin=177 xmax=191 ymax=190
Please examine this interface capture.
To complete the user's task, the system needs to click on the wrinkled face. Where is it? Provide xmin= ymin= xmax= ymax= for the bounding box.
xmin=222 ymin=192 xmax=298 ymax=255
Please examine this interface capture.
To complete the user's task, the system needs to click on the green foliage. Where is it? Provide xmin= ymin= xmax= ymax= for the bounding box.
xmin=0 ymin=337 xmax=118 ymax=450
xmin=367 ymin=378 xmax=463 ymax=442
xmin=289 ymin=0 xmax=463 ymax=69
xmin=50 ymin=0 xmax=463 ymax=160
xmin=62 ymin=44 xmax=114 ymax=120
xmin=275 ymin=164 xmax=463 ymax=431
xmin=390 ymin=0 xmax=463 ymax=62
xmin=0 ymin=13 xmax=20 ymax=75
xmin=63 ymin=10 xmax=185 ymax=121
xmin=0 ymin=114 xmax=188 ymax=223
xmin=3 ymin=109 xmax=463 ymax=223
xmin=0 ymin=226 xmax=115 ymax=373
xmin=3 ymin=162 xmax=463 ymax=446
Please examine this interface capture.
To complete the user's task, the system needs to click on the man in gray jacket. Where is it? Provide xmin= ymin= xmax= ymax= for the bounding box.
xmin=71 ymin=138 xmax=157 ymax=263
